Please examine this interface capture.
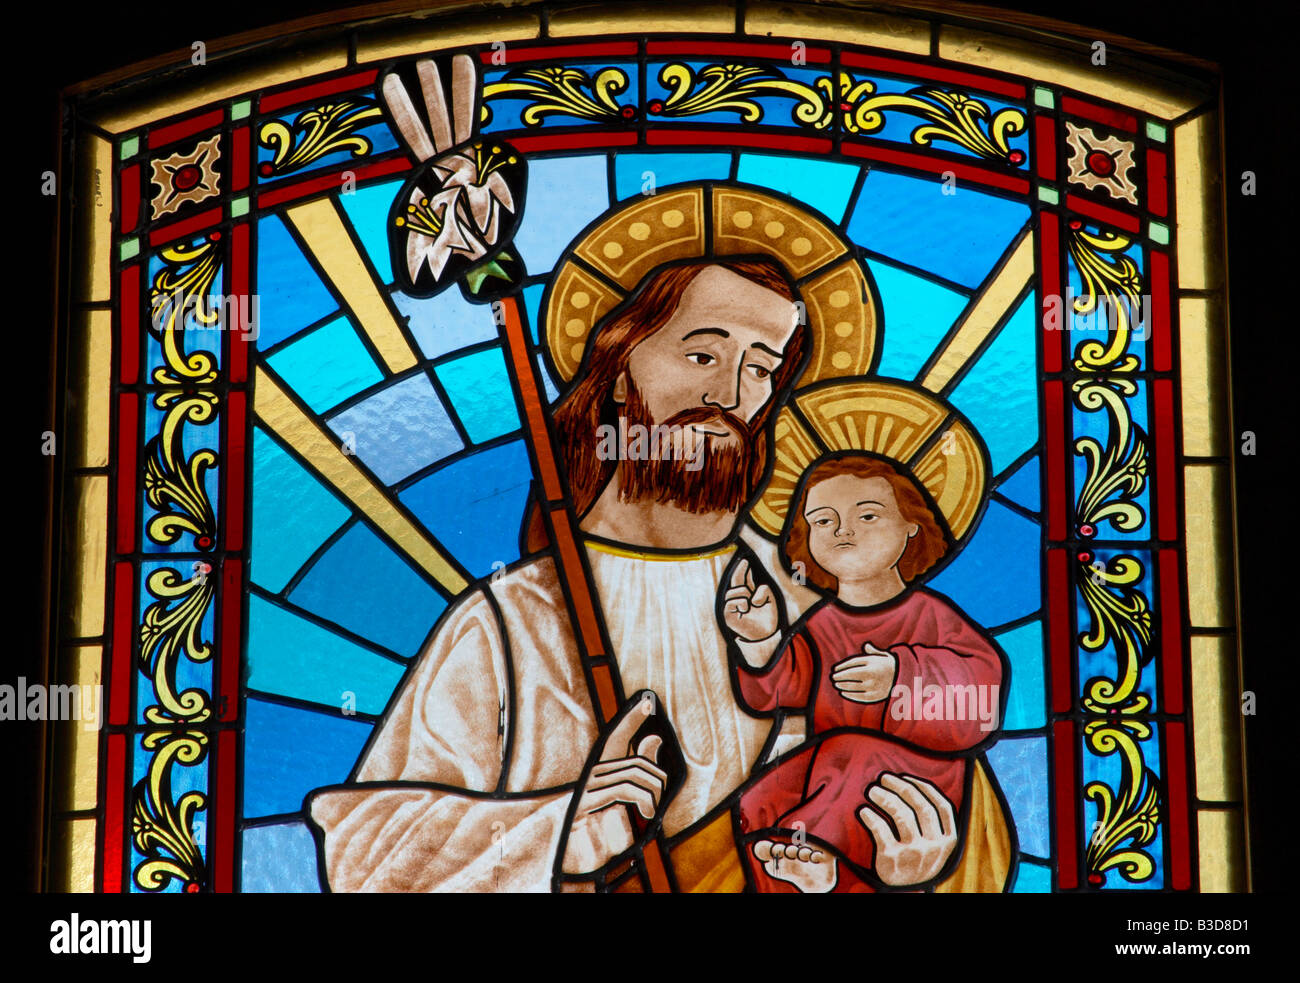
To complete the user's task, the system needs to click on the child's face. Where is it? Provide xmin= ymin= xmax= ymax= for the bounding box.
xmin=804 ymin=474 xmax=919 ymax=589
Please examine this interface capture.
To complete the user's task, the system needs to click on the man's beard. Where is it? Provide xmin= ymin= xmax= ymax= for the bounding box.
xmin=615 ymin=382 xmax=759 ymax=515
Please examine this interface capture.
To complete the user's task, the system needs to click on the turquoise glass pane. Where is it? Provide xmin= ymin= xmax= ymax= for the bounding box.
xmin=241 ymin=821 xmax=321 ymax=893
xmin=250 ymin=427 xmax=350 ymax=593
xmin=242 ymin=698 xmax=372 ymax=818
xmin=246 ymin=593 xmax=407 ymax=712
xmin=994 ymin=619 xmax=1046 ymax=730
xmin=325 ymin=374 xmax=463 ymax=485
xmin=337 ymin=177 xmax=404 ymax=283
xmin=614 ymin=152 xmax=731 ymax=199
xmin=400 ymin=440 xmax=533 ymax=578
xmin=288 ymin=522 xmax=449 ymax=657
xmin=736 ymin=153 xmax=862 ymax=224
xmin=949 ymin=293 xmax=1038 ymax=476
xmin=265 ymin=315 xmax=384 ymax=414
xmin=522 ymin=282 xmax=546 ymax=344
xmin=867 ymin=257 xmax=969 ymax=380
xmin=1013 ymin=860 xmax=1052 ymax=892
xmin=434 ymin=346 xmax=520 ymax=444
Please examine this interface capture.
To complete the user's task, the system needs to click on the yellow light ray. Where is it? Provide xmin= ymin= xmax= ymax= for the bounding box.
xmin=252 ymin=367 xmax=468 ymax=596
xmin=918 ymin=231 xmax=1035 ymax=394
xmin=283 ymin=198 xmax=418 ymax=374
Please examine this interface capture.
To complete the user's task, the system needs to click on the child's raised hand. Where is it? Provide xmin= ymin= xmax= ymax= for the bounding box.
xmin=722 ymin=558 xmax=780 ymax=642
xmin=831 ymin=642 xmax=897 ymax=703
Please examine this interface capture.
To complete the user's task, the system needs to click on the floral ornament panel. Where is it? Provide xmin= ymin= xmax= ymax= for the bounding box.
xmin=50 ymin=2 xmax=1241 ymax=899
xmin=150 ymin=135 xmax=222 ymax=220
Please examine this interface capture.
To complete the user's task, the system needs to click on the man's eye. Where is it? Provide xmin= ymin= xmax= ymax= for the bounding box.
xmin=687 ymin=353 xmax=715 ymax=365
xmin=747 ymin=364 xmax=771 ymax=380
xmin=859 ymin=514 xmax=878 ymax=522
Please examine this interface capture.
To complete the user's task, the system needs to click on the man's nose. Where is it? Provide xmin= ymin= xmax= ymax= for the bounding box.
xmin=701 ymin=358 xmax=742 ymax=412
xmin=835 ymin=523 xmax=853 ymax=537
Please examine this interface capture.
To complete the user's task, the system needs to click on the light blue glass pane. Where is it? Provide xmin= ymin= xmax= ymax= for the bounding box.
xmin=326 ymin=374 xmax=463 ymax=485
xmin=996 ymin=454 xmax=1040 ymax=514
xmin=949 ymin=293 xmax=1038 ymax=476
xmin=393 ymin=283 xmax=499 ymax=360
xmin=246 ymin=594 xmax=406 ymax=713
xmin=847 ymin=170 xmax=1030 ymax=288
xmin=434 ymin=346 xmax=520 ymax=444
xmin=338 ymin=178 xmax=404 ymax=284
xmin=512 ymin=155 xmax=609 ymax=274
xmin=256 ymin=215 xmax=340 ymax=350
xmin=736 ymin=153 xmax=861 ymax=225
xmin=985 ymin=736 xmax=1049 ymax=857
xmin=994 ymin=620 xmax=1045 ymax=730
xmin=241 ymin=821 xmax=321 ymax=893
xmin=400 ymin=440 xmax=532 ymax=578
xmin=242 ymin=698 xmax=372 ymax=818
xmin=867 ymin=257 xmax=969 ymax=380
xmin=929 ymin=500 xmax=1039 ymax=628
xmin=522 ymin=282 xmax=546 ymax=344
xmin=1013 ymin=860 xmax=1052 ymax=892
xmin=614 ymin=152 xmax=731 ymax=199
xmin=265 ymin=316 xmax=384 ymax=414
xmin=1082 ymin=727 xmax=1164 ymax=889
xmin=289 ymin=522 xmax=448 ymax=658
xmin=537 ymin=353 xmax=559 ymax=403
xmin=250 ymin=427 xmax=350 ymax=592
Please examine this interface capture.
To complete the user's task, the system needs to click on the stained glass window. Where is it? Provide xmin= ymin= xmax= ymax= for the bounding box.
xmin=39 ymin=1 xmax=1252 ymax=901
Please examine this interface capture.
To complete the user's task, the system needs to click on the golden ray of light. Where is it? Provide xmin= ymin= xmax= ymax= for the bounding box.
xmin=252 ymin=367 xmax=468 ymax=596
xmin=919 ymin=231 xmax=1035 ymax=394
xmin=283 ymin=198 xmax=418 ymax=373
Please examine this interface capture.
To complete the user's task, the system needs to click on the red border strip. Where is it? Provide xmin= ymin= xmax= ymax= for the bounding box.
xmin=1164 ymin=721 xmax=1192 ymax=890
xmin=109 ymin=562 xmax=135 ymax=727
xmin=1060 ymin=95 xmax=1137 ymax=134
xmin=256 ymin=156 xmax=412 ymax=209
xmin=101 ymin=732 xmax=127 ymax=893
xmin=1146 ymin=148 xmax=1168 ymax=218
xmin=487 ymin=41 xmax=639 ymax=63
xmin=650 ymin=126 xmax=831 ymax=155
xmin=1158 ymin=549 xmax=1184 ymax=714
xmin=1065 ymin=193 xmax=1140 ymax=234
xmin=115 ymin=394 xmax=138 ymax=555
xmin=149 ymin=206 xmax=224 ymax=247
xmin=1152 ymin=378 xmax=1178 ymax=542
xmin=212 ymin=730 xmax=238 ymax=892
xmin=149 ymin=109 xmax=224 ymax=150
xmin=1044 ymin=380 xmax=1067 ymax=539
xmin=228 ymin=223 xmax=251 ymax=384
xmin=1149 ymin=250 xmax=1172 ymax=372
xmin=118 ymin=267 xmax=140 ymax=386
xmin=1033 ymin=113 xmax=1056 ymax=183
xmin=1039 ymin=211 xmax=1062 ymax=373
xmin=841 ymin=50 xmax=1026 ymax=99
xmin=842 ymin=141 xmax=1030 ymax=195
xmin=1047 ymin=548 xmax=1073 ymax=714
xmin=260 ymin=69 xmax=380 ymax=114
xmin=119 ymin=166 xmax=140 ymax=235
xmin=1053 ymin=719 xmax=1078 ymax=889
xmin=647 ymin=39 xmax=831 ymax=63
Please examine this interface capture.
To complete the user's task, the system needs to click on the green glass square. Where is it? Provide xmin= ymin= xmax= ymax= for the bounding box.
xmin=1148 ymin=220 xmax=1169 ymax=244
xmin=230 ymin=195 xmax=250 ymax=218
xmin=119 ymin=136 xmax=139 ymax=161
xmin=1145 ymin=120 xmax=1167 ymax=143
xmin=120 ymin=237 xmax=140 ymax=261
xmin=231 ymin=99 xmax=251 ymax=121
xmin=1033 ymin=86 xmax=1055 ymax=109
xmin=1036 ymin=185 xmax=1060 ymax=205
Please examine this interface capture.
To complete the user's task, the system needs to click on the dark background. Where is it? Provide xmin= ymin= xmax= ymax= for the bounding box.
xmin=5 ymin=0 xmax=1285 ymax=896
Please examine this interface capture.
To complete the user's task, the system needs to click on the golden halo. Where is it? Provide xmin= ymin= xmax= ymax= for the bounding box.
xmin=751 ymin=380 xmax=988 ymax=543
xmin=544 ymin=184 xmax=876 ymax=386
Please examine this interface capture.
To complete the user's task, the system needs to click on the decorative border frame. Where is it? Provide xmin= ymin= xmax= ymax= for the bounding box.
xmin=47 ymin=0 xmax=1243 ymax=893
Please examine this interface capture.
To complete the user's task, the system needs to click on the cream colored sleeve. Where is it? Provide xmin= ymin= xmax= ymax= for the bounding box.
xmin=307 ymin=589 xmax=574 ymax=893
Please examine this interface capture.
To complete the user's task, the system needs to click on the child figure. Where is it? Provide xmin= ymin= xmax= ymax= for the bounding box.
xmin=723 ymin=453 xmax=1006 ymax=893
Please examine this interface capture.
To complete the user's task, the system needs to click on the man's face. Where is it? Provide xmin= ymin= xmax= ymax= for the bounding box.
xmin=617 ymin=266 xmax=799 ymax=448
xmin=611 ymin=265 xmax=799 ymax=514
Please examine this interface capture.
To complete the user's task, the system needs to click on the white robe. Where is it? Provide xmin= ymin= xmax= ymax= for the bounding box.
xmin=307 ymin=528 xmax=815 ymax=892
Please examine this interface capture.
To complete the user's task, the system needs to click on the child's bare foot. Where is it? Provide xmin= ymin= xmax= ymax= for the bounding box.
xmin=752 ymin=840 xmax=838 ymax=893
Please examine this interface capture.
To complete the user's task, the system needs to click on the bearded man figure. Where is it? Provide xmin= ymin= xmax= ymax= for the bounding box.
xmin=305 ymin=254 xmax=971 ymax=893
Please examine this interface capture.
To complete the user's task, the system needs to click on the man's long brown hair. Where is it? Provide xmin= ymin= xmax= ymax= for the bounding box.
xmin=524 ymin=258 xmax=807 ymax=552
xmin=782 ymin=455 xmax=949 ymax=591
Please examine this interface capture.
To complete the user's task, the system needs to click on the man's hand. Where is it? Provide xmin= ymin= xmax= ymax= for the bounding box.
xmin=831 ymin=642 xmax=897 ymax=703
xmin=722 ymin=558 xmax=780 ymax=643
xmin=856 ymin=773 xmax=959 ymax=887
xmin=562 ymin=696 xmax=668 ymax=873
